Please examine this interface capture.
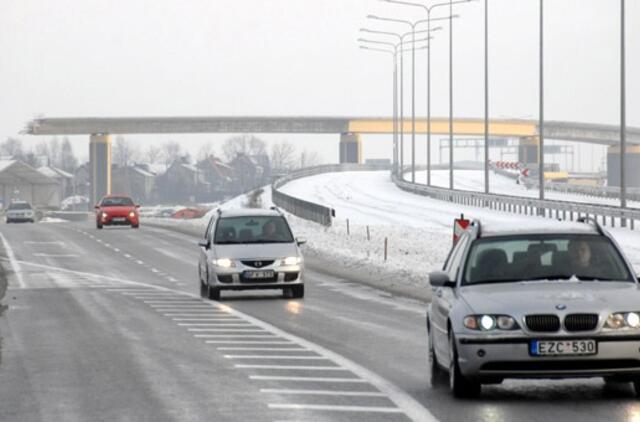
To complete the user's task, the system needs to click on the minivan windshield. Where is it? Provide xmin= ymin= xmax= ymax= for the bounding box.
xmin=8 ymin=202 xmax=31 ymax=210
xmin=214 ymin=216 xmax=294 ymax=244
xmin=463 ymin=234 xmax=633 ymax=285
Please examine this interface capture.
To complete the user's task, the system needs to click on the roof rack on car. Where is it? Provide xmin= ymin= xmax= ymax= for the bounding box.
xmin=471 ymin=219 xmax=482 ymax=238
xmin=577 ymin=216 xmax=604 ymax=235
xmin=216 ymin=208 xmax=222 ymax=215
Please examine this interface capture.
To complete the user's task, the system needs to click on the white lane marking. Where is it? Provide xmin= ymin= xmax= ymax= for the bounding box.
xmin=188 ymin=328 xmax=264 ymax=332
xmin=104 ymin=243 xmax=111 ymax=248
xmin=136 ymin=260 xmax=144 ymax=265
xmin=225 ymin=355 xmax=327 ymax=360
xmin=168 ymin=277 xmax=178 ymax=282
xmin=235 ymin=365 xmax=346 ymax=371
xmin=32 ymin=253 xmax=78 ymax=258
xmin=260 ymin=389 xmax=386 ymax=397
xmin=178 ymin=323 xmax=252 ymax=327
xmin=151 ymin=268 xmax=159 ymax=273
xmin=0 ymin=232 xmax=25 ymax=289
xmin=4 ymin=258 xmax=437 ymax=422
xmin=144 ymin=301 xmax=203 ymax=304
xmin=163 ymin=314 xmax=229 ymax=317
xmin=268 ymin=404 xmax=403 ymax=413
xmin=217 ymin=347 xmax=308 ymax=352
xmin=205 ymin=341 xmax=295 ymax=345
xmin=113 ymin=248 xmax=120 ymax=252
xmin=124 ymin=254 xmax=132 ymax=258
xmin=172 ymin=318 xmax=241 ymax=322
xmin=250 ymin=376 xmax=367 ymax=383
xmin=194 ymin=334 xmax=277 ymax=339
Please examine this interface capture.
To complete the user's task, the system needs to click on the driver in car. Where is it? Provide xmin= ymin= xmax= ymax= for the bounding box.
xmin=569 ymin=239 xmax=593 ymax=269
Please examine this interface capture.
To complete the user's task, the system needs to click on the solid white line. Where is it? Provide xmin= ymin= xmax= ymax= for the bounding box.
xmin=250 ymin=376 xmax=367 ymax=383
xmin=235 ymin=365 xmax=346 ymax=371
xmin=144 ymin=301 xmax=203 ymax=305
xmin=205 ymin=341 xmax=294 ymax=345
xmin=164 ymin=313 xmax=229 ymax=317
xmin=260 ymin=389 xmax=385 ymax=397
xmin=217 ymin=347 xmax=308 ymax=351
xmin=194 ymin=334 xmax=276 ymax=339
xmin=224 ymin=355 xmax=327 ymax=360
xmin=32 ymin=253 xmax=78 ymax=258
xmin=172 ymin=318 xmax=241 ymax=322
xmin=188 ymin=328 xmax=265 ymax=333
xmin=268 ymin=404 xmax=403 ymax=413
xmin=0 ymin=232 xmax=25 ymax=288
xmin=24 ymin=241 xmax=64 ymax=245
xmin=177 ymin=323 xmax=252 ymax=327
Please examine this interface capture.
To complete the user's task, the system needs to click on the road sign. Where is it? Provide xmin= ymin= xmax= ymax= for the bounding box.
xmin=453 ymin=214 xmax=471 ymax=245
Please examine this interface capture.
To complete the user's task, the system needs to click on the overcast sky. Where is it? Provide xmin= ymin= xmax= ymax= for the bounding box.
xmin=0 ymin=0 xmax=638 ymax=164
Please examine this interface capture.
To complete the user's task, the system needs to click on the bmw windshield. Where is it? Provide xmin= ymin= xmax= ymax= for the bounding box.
xmin=463 ymin=234 xmax=634 ymax=285
xmin=214 ymin=216 xmax=294 ymax=244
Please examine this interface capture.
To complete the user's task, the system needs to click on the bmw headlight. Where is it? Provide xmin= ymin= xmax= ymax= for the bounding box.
xmin=213 ymin=258 xmax=235 ymax=268
xmin=280 ymin=256 xmax=302 ymax=266
xmin=606 ymin=312 xmax=640 ymax=329
xmin=464 ymin=314 xmax=519 ymax=331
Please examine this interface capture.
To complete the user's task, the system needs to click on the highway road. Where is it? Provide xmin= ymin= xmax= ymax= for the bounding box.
xmin=1 ymin=222 xmax=640 ymax=422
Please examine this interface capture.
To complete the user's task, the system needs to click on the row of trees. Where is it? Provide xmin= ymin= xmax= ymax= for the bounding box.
xmin=1 ymin=135 xmax=322 ymax=174
xmin=0 ymin=137 xmax=78 ymax=172
xmin=113 ymin=135 xmax=322 ymax=172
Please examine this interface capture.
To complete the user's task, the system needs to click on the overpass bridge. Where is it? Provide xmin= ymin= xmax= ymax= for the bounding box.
xmin=25 ymin=116 xmax=640 ymax=204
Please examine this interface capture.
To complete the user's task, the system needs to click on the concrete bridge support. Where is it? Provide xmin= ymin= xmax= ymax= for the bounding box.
xmin=339 ymin=133 xmax=362 ymax=164
xmin=89 ymin=134 xmax=112 ymax=205
xmin=518 ymin=136 xmax=540 ymax=165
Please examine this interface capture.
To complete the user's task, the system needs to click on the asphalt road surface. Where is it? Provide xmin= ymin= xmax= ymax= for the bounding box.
xmin=1 ymin=221 xmax=640 ymax=422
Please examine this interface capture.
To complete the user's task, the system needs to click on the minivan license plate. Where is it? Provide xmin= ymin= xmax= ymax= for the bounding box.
xmin=244 ymin=271 xmax=274 ymax=279
xmin=530 ymin=339 xmax=596 ymax=356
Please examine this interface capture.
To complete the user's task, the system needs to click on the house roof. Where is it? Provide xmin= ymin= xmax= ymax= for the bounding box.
xmin=0 ymin=160 xmax=58 ymax=185
xmin=38 ymin=166 xmax=73 ymax=179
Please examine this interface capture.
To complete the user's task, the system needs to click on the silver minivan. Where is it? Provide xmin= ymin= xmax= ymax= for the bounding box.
xmin=198 ymin=208 xmax=305 ymax=300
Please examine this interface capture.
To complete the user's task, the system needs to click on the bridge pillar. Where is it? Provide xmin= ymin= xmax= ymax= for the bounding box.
xmin=607 ymin=145 xmax=640 ymax=188
xmin=518 ymin=136 xmax=539 ymax=165
xmin=89 ymin=134 xmax=112 ymax=205
xmin=339 ymin=133 xmax=362 ymax=164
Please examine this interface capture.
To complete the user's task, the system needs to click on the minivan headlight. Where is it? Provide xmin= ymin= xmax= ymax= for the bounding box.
xmin=281 ymin=256 xmax=302 ymax=266
xmin=213 ymin=258 xmax=235 ymax=268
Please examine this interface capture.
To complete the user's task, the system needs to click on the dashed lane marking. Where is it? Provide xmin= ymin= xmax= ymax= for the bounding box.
xmin=260 ymin=389 xmax=386 ymax=397
xmin=235 ymin=365 xmax=347 ymax=371
xmin=249 ymin=376 xmax=368 ymax=383
xmin=268 ymin=404 xmax=404 ymax=413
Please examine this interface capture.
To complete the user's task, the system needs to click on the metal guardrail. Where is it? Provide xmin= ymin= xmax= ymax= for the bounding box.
xmin=272 ymin=164 xmax=390 ymax=226
xmin=393 ymin=175 xmax=640 ymax=230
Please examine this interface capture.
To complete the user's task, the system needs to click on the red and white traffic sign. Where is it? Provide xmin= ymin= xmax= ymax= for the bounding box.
xmin=453 ymin=214 xmax=471 ymax=245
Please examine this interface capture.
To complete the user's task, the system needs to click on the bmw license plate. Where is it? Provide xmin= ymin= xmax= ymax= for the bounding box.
xmin=244 ymin=270 xmax=274 ymax=280
xmin=530 ymin=339 xmax=597 ymax=356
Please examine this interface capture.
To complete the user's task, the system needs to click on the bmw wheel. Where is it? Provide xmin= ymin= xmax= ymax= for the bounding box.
xmin=449 ymin=333 xmax=480 ymax=398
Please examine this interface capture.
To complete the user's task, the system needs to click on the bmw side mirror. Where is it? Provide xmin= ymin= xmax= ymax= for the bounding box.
xmin=429 ymin=271 xmax=455 ymax=288
xmin=198 ymin=239 xmax=209 ymax=249
xmin=296 ymin=237 xmax=307 ymax=246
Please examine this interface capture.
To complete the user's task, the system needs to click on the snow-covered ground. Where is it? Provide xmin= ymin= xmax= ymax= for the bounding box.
xmin=146 ymin=170 xmax=640 ymax=301
xmin=422 ymin=169 xmax=639 ymax=208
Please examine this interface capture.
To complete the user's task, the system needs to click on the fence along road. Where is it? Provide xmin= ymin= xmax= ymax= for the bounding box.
xmin=272 ymin=164 xmax=640 ymax=230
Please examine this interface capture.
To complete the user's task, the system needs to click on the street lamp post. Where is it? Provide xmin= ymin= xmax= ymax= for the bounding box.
xmin=621 ymin=0 xmax=627 ymax=224
xmin=382 ymin=0 xmax=475 ymax=189
xmin=368 ymin=14 xmax=453 ymax=183
xmin=539 ymin=0 xmax=545 ymax=201
xmin=484 ymin=0 xmax=489 ymax=194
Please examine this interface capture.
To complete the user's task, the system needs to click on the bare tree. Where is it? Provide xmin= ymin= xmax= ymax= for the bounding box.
xmin=161 ymin=141 xmax=182 ymax=168
xmin=60 ymin=137 xmax=78 ymax=172
xmin=270 ymin=141 xmax=296 ymax=172
xmin=0 ymin=137 xmax=24 ymax=158
xmin=143 ymin=146 xmax=162 ymax=164
xmin=298 ymin=150 xmax=322 ymax=169
xmin=49 ymin=137 xmax=61 ymax=167
xmin=222 ymin=135 xmax=267 ymax=161
xmin=197 ymin=141 xmax=216 ymax=162
xmin=113 ymin=136 xmax=139 ymax=167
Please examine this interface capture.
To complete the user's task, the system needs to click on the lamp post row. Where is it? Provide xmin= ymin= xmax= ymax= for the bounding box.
xmin=360 ymin=0 xmax=629 ymax=212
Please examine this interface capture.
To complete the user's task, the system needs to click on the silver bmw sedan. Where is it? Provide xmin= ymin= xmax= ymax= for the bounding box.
xmin=427 ymin=219 xmax=640 ymax=398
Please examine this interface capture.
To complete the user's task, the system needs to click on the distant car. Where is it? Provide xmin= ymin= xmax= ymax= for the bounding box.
xmin=5 ymin=201 xmax=35 ymax=223
xmin=198 ymin=208 xmax=305 ymax=301
xmin=95 ymin=195 xmax=140 ymax=229
xmin=427 ymin=218 xmax=640 ymax=398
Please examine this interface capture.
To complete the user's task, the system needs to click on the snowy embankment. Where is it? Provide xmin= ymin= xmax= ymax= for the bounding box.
xmin=145 ymin=170 xmax=640 ymax=302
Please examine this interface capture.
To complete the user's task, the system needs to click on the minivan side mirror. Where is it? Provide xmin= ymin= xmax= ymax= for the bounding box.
xmin=429 ymin=271 xmax=456 ymax=288
xmin=135 ymin=204 xmax=141 ymax=208
xmin=198 ymin=239 xmax=210 ymax=249
xmin=296 ymin=237 xmax=307 ymax=246
xmin=94 ymin=205 xmax=99 ymax=209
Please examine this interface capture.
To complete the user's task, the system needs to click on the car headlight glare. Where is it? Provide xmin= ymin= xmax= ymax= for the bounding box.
xmin=213 ymin=258 xmax=234 ymax=268
xmin=129 ymin=211 xmax=136 ymax=218
xmin=605 ymin=312 xmax=640 ymax=329
xmin=463 ymin=314 xmax=518 ymax=331
xmin=281 ymin=256 xmax=301 ymax=266
xmin=627 ymin=312 xmax=640 ymax=329
xmin=101 ymin=212 xmax=108 ymax=218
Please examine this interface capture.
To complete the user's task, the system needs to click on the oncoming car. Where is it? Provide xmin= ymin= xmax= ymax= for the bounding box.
xmin=198 ymin=208 xmax=305 ymax=301
xmin=95 ymin=195 xmax=140 ymax=229
xmin=427 ymin=218 xmax=640 ymax=398
xmin=6 ymin=201 xmax=35 ymax=223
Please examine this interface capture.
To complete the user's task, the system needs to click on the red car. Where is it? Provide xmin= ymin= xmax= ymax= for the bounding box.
xmin=95 ymin=195 xmax=140 ymax=229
